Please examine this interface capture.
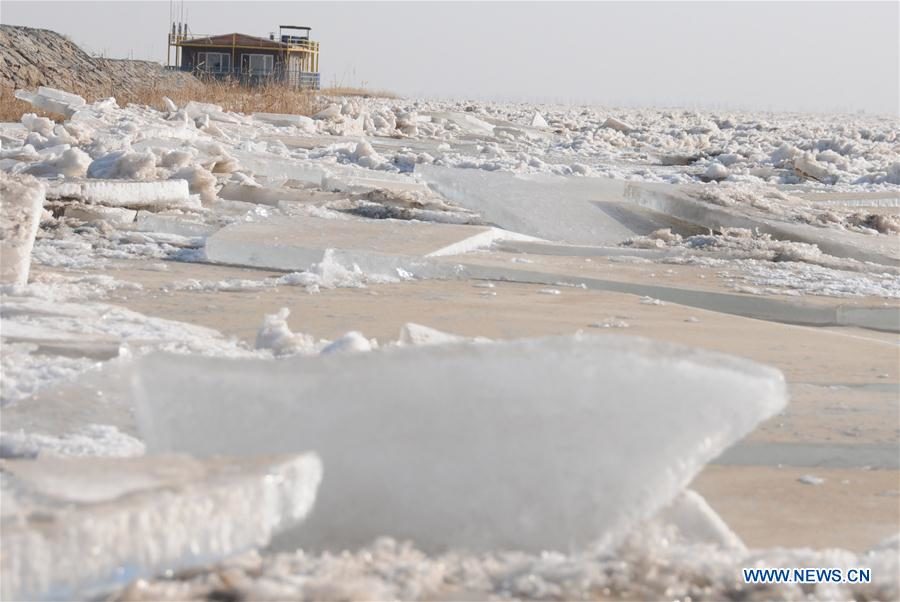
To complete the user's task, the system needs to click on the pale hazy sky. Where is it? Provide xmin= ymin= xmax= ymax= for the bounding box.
xmin=2 ymin=1 xmax=898 ymax=114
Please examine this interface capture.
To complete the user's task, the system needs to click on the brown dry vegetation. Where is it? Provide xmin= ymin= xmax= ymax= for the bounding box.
xmin=0 ymin=79 xmax=396 ymax=123
xmin=321 ymin=86 xmax=398 ymax=99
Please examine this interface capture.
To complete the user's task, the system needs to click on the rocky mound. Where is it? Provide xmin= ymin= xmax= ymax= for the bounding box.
xmin=0 ymin=25 xmax=197 ymax=94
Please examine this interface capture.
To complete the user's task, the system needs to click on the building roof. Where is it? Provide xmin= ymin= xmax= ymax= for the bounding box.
xmin=179 ymin=32 xmax=287 ymax=50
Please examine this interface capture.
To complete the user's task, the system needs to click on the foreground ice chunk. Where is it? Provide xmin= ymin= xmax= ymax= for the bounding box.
xmin=14 ymin=87 xmax=86 ymax=118
xmin=0 ymin=173 xmax=45 ymax=286
xmin=0 ymin=453 xmax=322 ymax=601
xmin=133 ymin=335 xmax=786 ymax=553
xmin=45 ymin=179 xmax=195 ymax=210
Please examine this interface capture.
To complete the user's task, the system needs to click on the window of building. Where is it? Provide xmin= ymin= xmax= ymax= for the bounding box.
xmin=197 ymin=52 xmax=230 ymax=73
xmin=242 ymin=54 xmax=274 ymax=75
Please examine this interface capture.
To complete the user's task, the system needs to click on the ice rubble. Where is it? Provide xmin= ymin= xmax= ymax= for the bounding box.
xmin=0 ymin=173 xmax=45 ymax=286
xmin=1 ymin=453 xmax=322 ymax=601
xmin=1 ymin=424 xmax=145 ymax=459
xmin=116 ymin=531 xmax=900 ymax=601
xmin=0 ymin=296 xmax=252 ymax=405
xmin=133 ymin=335 xmax=786 ymax=553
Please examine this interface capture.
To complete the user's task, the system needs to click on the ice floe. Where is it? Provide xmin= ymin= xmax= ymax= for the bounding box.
xmin=1 ymin=452 xmax=321 ymax=601
xmin=132 ymin=335 xmax=786 ymax=553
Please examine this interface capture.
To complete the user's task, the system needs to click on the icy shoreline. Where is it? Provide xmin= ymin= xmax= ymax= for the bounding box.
xmin=1 ymin=87 xmax=897 ymax=600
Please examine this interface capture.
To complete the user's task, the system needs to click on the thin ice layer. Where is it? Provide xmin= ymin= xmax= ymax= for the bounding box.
xmin=0 ymin=173 xmax=45 ymax=286
xmin=0 ymin=453 xmax=322 ymax=601
xmin=203 ymin=214 xmax=534 ymax=274
xmin=133 ymin=335 xmax=786 ymax=553
xmin=45 ymin=179 xmax=194 ymax=210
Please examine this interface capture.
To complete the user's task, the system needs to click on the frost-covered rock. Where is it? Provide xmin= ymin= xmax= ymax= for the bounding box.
xmin=132 ymin=335 xmax=786 ymax=553
xmin=0 ymin=173 xmax=45 ymax=286
xmin=0 ymin=453 xmax=322 ymax=601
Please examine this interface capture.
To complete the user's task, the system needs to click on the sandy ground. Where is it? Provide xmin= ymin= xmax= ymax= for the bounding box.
xmin=25 ymin=256 xmax=899 ymax=552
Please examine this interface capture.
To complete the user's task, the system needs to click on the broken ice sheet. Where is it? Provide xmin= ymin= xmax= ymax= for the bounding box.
xmin=0 ymin=453 xmax=322 ymax=601
xmin=0 ymin=173 xmax=45 ymax=286
xmin=203 ymin=213 xmax=534 ymax=276
xmin=132 ymin=334 xmax=786 ymax=553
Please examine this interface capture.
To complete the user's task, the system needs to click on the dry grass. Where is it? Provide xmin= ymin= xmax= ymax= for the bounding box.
xmin=0 ymin=79 xmax=328 ymax=122
xmin=321 ymin=86 xmax=398 ymax=99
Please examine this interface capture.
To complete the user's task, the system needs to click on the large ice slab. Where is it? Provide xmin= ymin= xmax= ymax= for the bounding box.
xmin=133 ymin=335 xmax=786 ymax=553
xmin=14 ymin=87 xmax=86 ymax=118
xmin=204 ymin=214 xmax=536 ymax=274
xmin=0 ymin=173 xmax=45 ymax=286
xmin=418 ymin=165 xmax=696 ymax=246
xmin=45 ymin=179 xmax=196 ymax=210
xmin=1 ymin=453 xmax=322 ymax=601
xmin=228 ymin=150 xmax=326 ymax=185
xmin=419 ymin=165 xmax=900 ymax=266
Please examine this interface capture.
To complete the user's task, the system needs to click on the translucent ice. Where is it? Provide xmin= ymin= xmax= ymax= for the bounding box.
xmin=14 ymin=87 xmax=86 ymax=118
xmin=44 ymin=179 xmax=195 ymax=210
xmin=253 ymin=112 xmax=316 ymax=130
xmin=0 ymin=453 xmax=322 ymax=601
xmin=418 ymin=165 xmax=683 ymax=245
xmin=0 ymin=173 xmax=45 ymax=286
xmin=133 ymin=335 xmax=786 ymax=553
xmin=204 ymin=214 xmax=531 ymax=275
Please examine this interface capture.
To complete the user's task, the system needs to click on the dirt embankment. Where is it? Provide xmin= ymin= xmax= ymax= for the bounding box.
xmin=0 ymin=25 xmax=198 ymax=95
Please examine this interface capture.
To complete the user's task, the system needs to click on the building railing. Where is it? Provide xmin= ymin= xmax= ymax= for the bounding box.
xmin=169 ymin=33 xmax=319 ymax=54
xmin=183 ymin=66 xmax=321 ymax=90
